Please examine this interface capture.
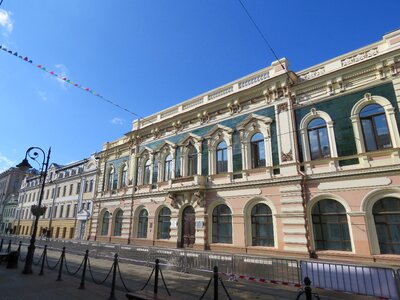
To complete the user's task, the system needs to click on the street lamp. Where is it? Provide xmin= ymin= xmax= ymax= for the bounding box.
xmin=17 ymin=146 xmax=51 ymax=274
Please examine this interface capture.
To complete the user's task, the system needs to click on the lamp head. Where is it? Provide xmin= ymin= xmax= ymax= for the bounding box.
xmin=16 ymin=158 xmax=32 ymax=172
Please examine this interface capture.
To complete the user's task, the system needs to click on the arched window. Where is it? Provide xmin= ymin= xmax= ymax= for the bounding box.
xmin=360 ymin=104 xmax=392 ymax=151
xmin=164 ymin=154 xmax=173 ymax=181
xmin=212 ymin=204 xmax=232 ymax=243
xmin=143 ymin=159 xmax=151 ymax=185
xmin=312 ymin=199 xmax=351 ymax=251
xmin=101 ymin=211 xmax=110 ymax=236
xmin=107 ymin=168 xmax=114 ymax=190
xmin=251 ymin=203 xmax=273 ymax=246
xmin=121 ymin=164 xmax=128 ymax=187
xmin=307 ymin=118 xmax=330 ymax=160
xmin=157 ymin=207 xmax=171 ymax=239
xmin=137 ymin=209 xmax=148 ymax=238
xmin=216 ymin=141 xmax=228 ymax=174
xmin=250 ymin=133 xmax=265 ymax=168
xmin=113 ymin=210 xmax=123 ymax=236
xmin=187 ymin=144 xmax=198 ymax=176
xmin=373 ymin=198 xmax=400 ymax=254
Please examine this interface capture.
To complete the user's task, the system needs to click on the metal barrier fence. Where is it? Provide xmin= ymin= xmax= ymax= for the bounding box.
xmin=300 ymin=260 xmax=399 ymax=299
xmin=7 ymin=235 xmax=400 ymax=298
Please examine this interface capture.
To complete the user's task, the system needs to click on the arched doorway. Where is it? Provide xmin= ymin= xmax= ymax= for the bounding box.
xmin=181 ymin=206 xmax=195 ymax=248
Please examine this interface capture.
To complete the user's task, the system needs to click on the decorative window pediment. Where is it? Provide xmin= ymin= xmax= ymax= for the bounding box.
xmin=236 ymin=114 xmax=273 ymax=132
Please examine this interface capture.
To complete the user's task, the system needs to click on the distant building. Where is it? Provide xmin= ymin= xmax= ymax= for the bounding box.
xmin=15 ymin=155 xmax=98 ymax=240
xmin=0 ymin=167 xmax=25 ymax=233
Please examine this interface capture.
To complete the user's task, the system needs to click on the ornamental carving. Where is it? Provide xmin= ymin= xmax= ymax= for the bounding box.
xmin=151 ymin=128 xmax=161 ymax=139
xmin=172 ymin=120 xmax=183 ymax=133
xmin=277 ymin=103 xmax=288 ymax=114
xmin=197 ymin=111 xmax=209 ymax=124
xmin=227 ymin=100 xmax=241 ymax=115
xmin=281 ymin=149 xmax=293 ymax=162
xmin=299 ymin=67 xmax=325 ymax=81
xmin=341 ymin=48 xmax=378 ymax=67
xmin=193 ymin=191 xmax=205 ymax=208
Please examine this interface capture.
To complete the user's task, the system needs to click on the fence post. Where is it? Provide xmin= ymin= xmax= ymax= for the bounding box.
xmin=79 ymin=250 xmax=89 ymax=290
xmin=56 ymin=247 xmax=66 ymax=281
xmin=213 ymin=266 xmax=219 ymax=300
xmin=109 ymin=253 xmax=118 ymax=300
xmin=154 ymin=259 xmax=160 ymax=294
xmin=39 ymin=245 xmax=47 ymax=276
xmin=7 ymin=239 xmax=11 ymax=253
xmin=17 ymin=241 xmax=22 ymax=254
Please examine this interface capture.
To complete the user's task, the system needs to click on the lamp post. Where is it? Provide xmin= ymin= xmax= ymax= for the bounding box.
xmin=17 ymin=146 xmax=51 ymax=274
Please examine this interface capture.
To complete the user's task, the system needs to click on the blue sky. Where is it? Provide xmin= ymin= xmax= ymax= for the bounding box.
xmin=0 ymin=1 xmax=399 ymax=171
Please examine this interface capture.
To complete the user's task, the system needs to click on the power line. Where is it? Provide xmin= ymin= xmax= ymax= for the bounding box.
xmin=237 ymin=0 xmax=290 ymax=81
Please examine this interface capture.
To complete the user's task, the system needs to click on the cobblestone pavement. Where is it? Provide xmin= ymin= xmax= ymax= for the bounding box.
xmin=0 ymin=243 xmax=375 ymax=300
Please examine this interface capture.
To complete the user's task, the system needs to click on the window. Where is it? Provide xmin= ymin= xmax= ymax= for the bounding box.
xmin=250 ymin=133 xmax=266 ymax=168
xmin=373 ymin=197 xmax=400 ymax=254
xmin=137 ymin=209 xmax=148 ymax=238
xmin=187 ymin=145 xmax=197 ymax=176
xmin=101 ymin=211 xmax=110 ymax=236
xmin=143 ymin=159 xmax=151 ymax=185
xmin=157 ymin=207 xmax=171 ymax=239
xmin=57 ymin=187 xmax=61 ymax=197
xmin=108 ymin=168 xmax=114 ymax=190
xmin=59 ymin=205 xmax=64 ymax=218
xmin=113 ymin=210 xmax=123 ymax=236
xmin=212 ymin=204 xmax=232 ymax=243
xmin=216 ymin=141 xmax=228 ymax=174
xmin=73 ymin=204 xmax=78 ymax=217
xmin=66 ymin=204 xmax=70 ymax=218
xmin=251 ymin=204 xmax=274 ymax=246
xmin=47 ymin=206 xmax=52 ymax=219
xmin=360 ymin=104 xmax=392 ymax=151
xmin=307 ymin=118 xmax=330 ymax=160
xmin=62 ymin=186 xmax=66 ymax=197
xmin=69 ymin=184 xmax=73 ymax=195
xmin=89 ymin=179 xmax=94 ymax=192
xmin=76 ymin=182 xmax=81 ymax=194
xmin=164 ymin=154 xmax=173 ymax=181
xmin=46 ymin=189 xmax=49 ymax=200
xmin=83 ymin=180 xmax=88 ymax=193
xmin=312 ymin=199 xmax=351 ymax=251
xmin=53 ymin=206 xmax=58 ymax=218
xmin=86 ymin=202 xmax=91 ymax=211
xmin=51 ymin=188 xmax=55 ymax=198
xmin=120 ymin=165 xmax=128 ymax=187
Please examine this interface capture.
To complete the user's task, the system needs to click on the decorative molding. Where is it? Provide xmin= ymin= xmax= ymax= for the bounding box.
xmin=238 ymin=72 xmax=269 ymax=89
xmin=217 ymin=188 xmax=261 ymax=197
xmin=227 ymin=100 xmax=241 ymax=115
xmin=277 ymin=102 xmax=288 ymax=114
xmin=209 ymin=86 xmax=233 ymax=101
xmin=197 ymin=111 xmax=209 ymax=124
xmin=172 ymin=120 xmax=183 ymax=133
xmin=151 ymin=128 xmax=161 ymax=139
xmin=318 ymin=177 xmax=391 ymax=190
xmin=341 ymin=48 xmax=378 ymax=67
xmin=281 ymin=149 xmax=293 ymax=162
xmin=299 ymin=67 xmax=325 ymax=81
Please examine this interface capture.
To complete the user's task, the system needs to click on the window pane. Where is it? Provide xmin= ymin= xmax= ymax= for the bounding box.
xmin=362 ymin=119 xmax=377 ymax=151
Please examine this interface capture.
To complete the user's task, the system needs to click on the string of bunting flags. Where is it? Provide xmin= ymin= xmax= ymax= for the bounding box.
xmin=0 ymin=44 xmax=141 ymax=118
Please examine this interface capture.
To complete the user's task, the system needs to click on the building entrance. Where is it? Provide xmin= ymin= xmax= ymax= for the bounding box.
xmin=181 ymin=206 xmax=195 ymax=248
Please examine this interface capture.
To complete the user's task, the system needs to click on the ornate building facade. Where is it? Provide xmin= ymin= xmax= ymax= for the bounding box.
xmin=91 ymin=30 xmax=400 ymax=265
xmin=16 ymin=155 xmax=98 ymax=240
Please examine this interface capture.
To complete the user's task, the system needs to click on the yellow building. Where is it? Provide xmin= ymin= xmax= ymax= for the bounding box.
xmin=15 ymin=155 xmax=98 ymax=240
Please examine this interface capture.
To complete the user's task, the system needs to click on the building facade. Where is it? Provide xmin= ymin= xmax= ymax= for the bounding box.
xmin=0 ymin=167 xmax=25 ymax=233
xmin=16 ymin=155 xmax=98 ymax=240
xmin=88 ymin=29 xmax=400 ymax=266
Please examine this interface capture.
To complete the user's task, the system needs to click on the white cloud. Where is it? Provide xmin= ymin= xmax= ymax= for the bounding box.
xmin=37 ymin=90 xmax=48 ymax=102
xmin=0 ymin=9 xmax=13 ymax=37
xmin=110 ymin=117 xmax=124 ymax=125
xmin=54 ymin=64 xmax=68 ymax=89
xmin=0 ymin=153 xmax=15 ymax=173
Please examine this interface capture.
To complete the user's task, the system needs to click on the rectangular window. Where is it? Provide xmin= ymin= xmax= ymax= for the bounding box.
xmin=59 ymin=205 xmax=64 ymax=218
xmin=69 ymin=184 xmax=73 ymax=195
xmin=46 ymin=189 xmax=49 ymax=200
xmin=76 ymin=182 xmax=81 ymax=194
xmin=87 ymin=202 xmax=91 ymax=211
xmin=73 ymin=204 xmax=78 ymax=217
xmin=83 ymin=180 xmax=88 ymax=193
xmin=62 ymin=186 xmax=66 ymax=197
xmin=53 ymin=206 xmax=58 ymax=218
xmin=69 ymin=227 xmax=74 ymax=239
xmin=48 ymin=206 xmax=52 ymax=219
xmin=89 ymin=179 xmax=94 ymax=192
xmin=66 ymin=204 xmax=70 ymax=218
xmin=51 ymin=188 xmax=55 ymax=198
xmin=57 ymin=187 xmax=61 ymax=197
xmin=81 ymin=202 xmax=85 ymax=210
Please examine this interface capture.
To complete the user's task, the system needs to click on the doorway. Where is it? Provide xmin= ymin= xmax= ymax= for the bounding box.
xmin=181 ymin=206 xmax=195 ymax=248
